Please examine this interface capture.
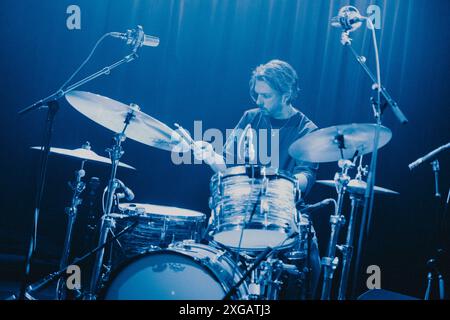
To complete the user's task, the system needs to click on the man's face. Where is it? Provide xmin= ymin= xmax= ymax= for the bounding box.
xmin=254 ymin=80 xmax=285 ymax=116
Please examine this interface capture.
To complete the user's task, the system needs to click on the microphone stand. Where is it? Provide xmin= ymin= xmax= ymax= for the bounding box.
xmin=424 ymin=159 xmax=447 ymax=299
xmin=17 ymin=48 xmax=138 ymax=300
xmin=339 ymin=26 xmax=408 ymax=299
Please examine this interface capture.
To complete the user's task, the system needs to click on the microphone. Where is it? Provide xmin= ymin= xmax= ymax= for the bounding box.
xmin=110 ymin=25 xmax=160 ymax=51
xmin=331 ymin=5 xmax=366 ymax=32
xmin=238 ymin=124 xmax=255 ymax=163
xmin=115 ymin=179 xmax=135 ymax=201
xmin=299 ymin=198 xmax=334 ymax=214
xmin=246 ymin=124 xmax=255 ymax=163
xmin=408 ymin=142 xmax=450 ymax=170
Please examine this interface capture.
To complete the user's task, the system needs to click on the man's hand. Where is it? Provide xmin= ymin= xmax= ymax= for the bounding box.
xmin=294 ymin=172 xmax=309 ymax=194
xmin=193 ymin=141 xmax=214 ymax=162
xmin=193 ymin=141 xmax=226 ymax=172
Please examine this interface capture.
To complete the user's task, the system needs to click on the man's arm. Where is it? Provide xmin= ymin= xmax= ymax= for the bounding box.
xmin=294 ymin=172 xmax=310 ymax=194
xmin=293 ymin=162 xmax=318 ymax=197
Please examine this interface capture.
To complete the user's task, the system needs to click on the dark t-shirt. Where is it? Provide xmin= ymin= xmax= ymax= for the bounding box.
xmin=223 ymin=107 xmax=319 ymax=196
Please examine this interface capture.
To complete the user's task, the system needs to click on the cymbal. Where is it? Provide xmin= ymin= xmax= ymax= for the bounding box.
xmin=288 ymin=123 xmax=392 ymax=163
xmin=65 ymin=91 xmax=189 ymax=152
xmin=31 ymin=146 xmax=136 ymax=170
xmin=316 ymin=180 xmax=399 ymax=195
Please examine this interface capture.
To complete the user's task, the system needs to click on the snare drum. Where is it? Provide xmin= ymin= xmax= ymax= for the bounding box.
xmin=209 ymin=166 xmax=300 ymax=252
xmin=102 ymin=241 xmax=248 ymax=300
xmin=115 ymin=203 xmax=206 ymax=257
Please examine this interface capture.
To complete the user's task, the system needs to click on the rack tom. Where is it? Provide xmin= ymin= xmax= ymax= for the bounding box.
xmin=209 ymin=166 xmax=300 ymax=252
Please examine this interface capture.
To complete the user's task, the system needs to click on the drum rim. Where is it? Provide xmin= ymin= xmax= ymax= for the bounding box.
xmin=211 ymin=165 xmax=297 ymax=184
xmin=209 ymin=225 xmax=298 ymax=251
xmin=116 ymin=211 xmax=206 ymax=222
xmin=118 ymin=203 xmax=206 ymax=220
xmin=100 ymin=244 xmax=248 ymax=300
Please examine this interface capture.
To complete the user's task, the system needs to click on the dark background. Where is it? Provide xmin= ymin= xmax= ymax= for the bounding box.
xmin=0 ymin=0 xmax=449 ymax=299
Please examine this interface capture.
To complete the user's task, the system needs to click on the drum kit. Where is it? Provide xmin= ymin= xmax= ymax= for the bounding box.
xmin=26 ymin=90 xmax=400 ymax=300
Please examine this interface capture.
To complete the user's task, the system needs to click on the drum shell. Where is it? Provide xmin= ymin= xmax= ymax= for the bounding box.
xmin=209 ymin=166 xmax=300 ymax=252
xmin=114 ymin=204 xmax=206 ymax=257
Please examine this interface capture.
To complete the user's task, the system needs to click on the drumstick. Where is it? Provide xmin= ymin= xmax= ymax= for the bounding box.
xmin=174 ymin=123 xmax=195 ymax=148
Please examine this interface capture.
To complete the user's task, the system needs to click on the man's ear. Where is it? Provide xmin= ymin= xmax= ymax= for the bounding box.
xmin=282 ymin=93 xmax=290 ymax=105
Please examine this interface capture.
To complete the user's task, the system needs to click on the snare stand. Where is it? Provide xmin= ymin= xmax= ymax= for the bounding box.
xmin=86 ymin=107 xmax=137 ymax=300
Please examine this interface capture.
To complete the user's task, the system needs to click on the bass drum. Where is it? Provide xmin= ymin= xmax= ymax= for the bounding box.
xmin=102 ymin=241 xmax=248 ymax=300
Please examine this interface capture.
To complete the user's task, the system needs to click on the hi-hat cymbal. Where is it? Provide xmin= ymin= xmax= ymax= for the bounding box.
xmin=31 ymin=145 xmax=136 ymax=170
xmin=65 ymin=91 xmax=189 ymax=152
xmin=288 ymin=123 xmax=392 ymax=163
xmin=316 ymin=180 xmax=399 ymax=195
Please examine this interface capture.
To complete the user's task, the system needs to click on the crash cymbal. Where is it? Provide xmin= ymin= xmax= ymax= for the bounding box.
xmin=316 ymin=180 xmax=399 ymax=195
xmin=65 ymin=91 xmax=189 ymax=152
xmin=288 ymin=123 xmax=392 ymax=163
xmin=31 ymin=145 xmax=136 ymax=170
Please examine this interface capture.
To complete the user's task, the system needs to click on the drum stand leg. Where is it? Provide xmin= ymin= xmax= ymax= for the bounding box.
xmin=320 ymin=159 xmax=351 ymax=300
xmin=304 ymin=215 xmax=314 ymax=300
xmin=86 ymin=120 xmax=132 ymax=299
xmin=56 ymin=160 xmax=86 ymax=300
xmin=337 ymin=194 xmax=363 ymax=300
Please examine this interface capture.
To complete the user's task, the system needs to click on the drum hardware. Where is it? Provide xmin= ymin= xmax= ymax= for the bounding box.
xmin=223 ymin=232 xmax=299 ymax=300
xmin=24 ymin=219 xmax=139 ymax=300
xmin=223 ymin=246 xmax=275 ymax=300
xmin=87 ymin=126 xmax=134 ymax=300
xmin=246 ymin=259 xmax=284 ymax=300
xmin=338 ymin=155 xmax=380 ymax=300
xmin=30 ymin=141 xmax=136 ymax=300
xmin=320 ymin=158 xmax=352 ymax=300
xmin=337 ymin=194 xmax=364 ymax=300
xmin=302 ymin=213 xmax=315 ymax=300
xmin=17 ymin=29 xmax=143 ymax=299
xmin=424 ymin=256 xmax=446 ymax=300
xmin=84 ymin=177 xmax=101 ymax=247
xmin=288 ymin=122 xmax=397 ymax=300
xmin=56 ymin=158 xmax=87 ymax=300
xmin=314 ymin=155 xmax=400 ymax=300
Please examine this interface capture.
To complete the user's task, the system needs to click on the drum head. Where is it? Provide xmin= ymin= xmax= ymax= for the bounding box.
xmin=103 ymin=250 xmax=225 ymax=300
xmin=213 ymin=229 xmax=295 ymax=251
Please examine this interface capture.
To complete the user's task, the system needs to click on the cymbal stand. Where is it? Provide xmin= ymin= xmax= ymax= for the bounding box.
xmin=56 ymin=151 xmax=88 ymax=300
xmin=17 ymin=35 xmax=139 ymax=299
xmin=337 ymin=193 xmax=363 ymax=300
xmin=85 ymin=106 xmax=138 ymax=300
xmin=320 ymin=157 xmax=352 ymax=300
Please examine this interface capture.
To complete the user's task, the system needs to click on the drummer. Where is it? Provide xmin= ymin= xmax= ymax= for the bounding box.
xmin=193 ymin=59 xmax=322 ymax=298
xmin=193 ymin=59 xmax=319 ymax=197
